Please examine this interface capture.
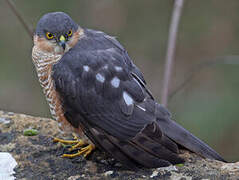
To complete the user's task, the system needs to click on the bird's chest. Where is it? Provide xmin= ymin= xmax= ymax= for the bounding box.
xmin=32 ymin=47 xmax=76 ymax=133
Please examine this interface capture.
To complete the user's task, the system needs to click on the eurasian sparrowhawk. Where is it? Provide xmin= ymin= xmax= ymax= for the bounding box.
xmin=32 ymin=12 xmax=225 ymax=169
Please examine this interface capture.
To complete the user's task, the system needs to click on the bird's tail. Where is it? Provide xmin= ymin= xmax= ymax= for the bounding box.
xmin=157 ymin=117 xmax=226 ymax=162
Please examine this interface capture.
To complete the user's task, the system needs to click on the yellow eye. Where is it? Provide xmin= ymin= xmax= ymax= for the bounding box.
xmin=46 ymin=32 xmax=54 ymax=40
xmin=68 ymin=30 xmax=73 ymax=37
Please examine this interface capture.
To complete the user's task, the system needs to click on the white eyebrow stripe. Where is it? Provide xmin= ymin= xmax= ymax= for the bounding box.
xmin=111 ymin=77 xmax=120 ymax=88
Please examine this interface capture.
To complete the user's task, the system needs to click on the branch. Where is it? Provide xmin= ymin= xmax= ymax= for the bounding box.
xmin=5 ymin=0 xmax=33 ymax=37
xmin=161 ymin=0 xmax=184 ymax=107
xmin=168 ymin=56 xmax=239 ymax=101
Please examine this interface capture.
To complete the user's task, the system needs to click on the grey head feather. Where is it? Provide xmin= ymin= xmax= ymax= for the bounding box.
xmin=35 ymin=12 xmax=79 ymax=37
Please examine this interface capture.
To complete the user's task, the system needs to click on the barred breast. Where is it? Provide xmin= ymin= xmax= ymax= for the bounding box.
xmin=32 ymin=46 xmax=76 ymax=133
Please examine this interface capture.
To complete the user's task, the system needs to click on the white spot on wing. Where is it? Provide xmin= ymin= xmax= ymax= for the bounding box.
xmin=96 ymin=73 xmax=105 ymax=83
xmin=103 ymin=65 xmax=108 ymax=69
xmin=115 ymin=66 xmax=123 ymax=72
xmin=111 ymin=77 xmax=120 ymax=88
xmin=83 ymin=65 xmax=90 ymax=72
xmin=123 ymin=91 xmax=134 ymax=106
xmin=136 ymin=105 xmax=146 ymax=111
xmin=106 ymin=48 xmax=115 ymax=52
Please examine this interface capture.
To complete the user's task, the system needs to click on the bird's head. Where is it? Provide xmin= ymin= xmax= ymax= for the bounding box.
xmin=34 ymin=12 xmax=83 ymax=54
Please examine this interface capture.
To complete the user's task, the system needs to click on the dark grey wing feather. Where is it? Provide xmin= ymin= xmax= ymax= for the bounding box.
xmin=52 ymin=30 xmax=225 ymax=169
xmin=85 ymin=29 xmax=147 ymax=85
xmin=90 ymin=126 xmax=173 ymax=169
xmin=52 ymin=49 xmax=183 ymax=168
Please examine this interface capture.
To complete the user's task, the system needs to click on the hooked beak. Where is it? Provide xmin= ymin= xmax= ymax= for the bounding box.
xmin=58 ymin=35 xmax=66 ymax=50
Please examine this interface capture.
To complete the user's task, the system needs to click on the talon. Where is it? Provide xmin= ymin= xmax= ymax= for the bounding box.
xmin=72 ymin=133 xmax=79 ymax=140
xmin=83 ymin=144 xmax=95 ymax=157
xmin=69 ymin=140 xmax=86 ymax=151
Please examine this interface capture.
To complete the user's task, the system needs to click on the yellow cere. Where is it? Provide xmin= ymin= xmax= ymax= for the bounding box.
xmin=60 ymin=35 xmax=66 ymax=42
xmin=46 ymin=32 xmax=54 ymax=40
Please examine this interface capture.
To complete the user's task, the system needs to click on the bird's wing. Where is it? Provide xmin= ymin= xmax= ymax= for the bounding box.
xmin=103 ymin=34 xmax=155 ymax=99
xmin=101 ymin=33 xmax=225 ymax=162
xmin=52 ymin=44 xmax=184 ymax=169
xmin=52 ymin=31 xmax=225 ymax=169
xmin=83 ymin=29 xmax=147 ymax=87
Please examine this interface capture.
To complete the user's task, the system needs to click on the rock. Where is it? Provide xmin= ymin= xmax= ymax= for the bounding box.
xmin=0 ymin=110 xmax=238 ymax=180
xmin=221 ymin=162 xmax=239 ymax=173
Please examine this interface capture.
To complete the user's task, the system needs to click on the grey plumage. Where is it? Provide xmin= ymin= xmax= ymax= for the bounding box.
xmin=52 ymin=28 xmax=225 ymax=169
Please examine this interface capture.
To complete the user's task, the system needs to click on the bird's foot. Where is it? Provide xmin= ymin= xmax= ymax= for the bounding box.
xmin=53 ymin=133 xmax=95 ymax=158
xmin=62 ymin=144 xmax=95 ymax=158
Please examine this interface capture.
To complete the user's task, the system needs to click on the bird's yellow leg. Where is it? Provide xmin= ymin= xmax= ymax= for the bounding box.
xmin=53 ymin=133 xmax=95 ymax=158
xmin=53 ymin=133 xmax=82 ymax=145
xmin=62 ymin=144 xmax=95 ymax=158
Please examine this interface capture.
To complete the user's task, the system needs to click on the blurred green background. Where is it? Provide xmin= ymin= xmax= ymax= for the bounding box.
xmin=0 ymin=0 xmax=238 ymax=162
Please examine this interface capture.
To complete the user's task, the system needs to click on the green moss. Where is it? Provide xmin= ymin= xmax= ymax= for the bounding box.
xmin=23 ymin=129 xmax=39 ymax=136
xmin=176 ymin=163 xmax=184 ymax=167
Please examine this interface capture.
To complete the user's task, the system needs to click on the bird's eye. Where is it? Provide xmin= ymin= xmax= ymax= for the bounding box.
xmin=67 ymin=30 xmax=73 ymax=37
xmin=46 ymin=32 xmax=54 ymax=40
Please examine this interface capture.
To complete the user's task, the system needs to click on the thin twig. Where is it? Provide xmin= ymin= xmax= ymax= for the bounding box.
xmin=168 ymin=56 xmax=239 ymax=101
xmin=161 ymin=0 xmax=184 ymax=107
xmin=5 ymin=0 xmax=33 ymax=37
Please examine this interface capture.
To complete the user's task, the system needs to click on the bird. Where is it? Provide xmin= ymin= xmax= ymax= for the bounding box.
xmin=32 ymin=12 xmax=225 ymax=169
